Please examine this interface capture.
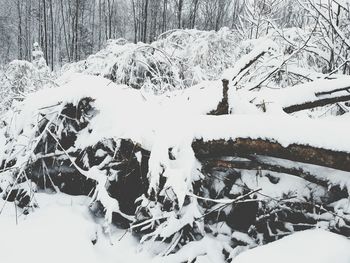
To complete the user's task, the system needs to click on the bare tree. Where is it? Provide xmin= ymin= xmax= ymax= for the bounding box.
xmin=175 ymin=0 xmax=184 ymax=28
xmin=16 ymin=0 xmax=23 ymax=60
xmin=49 ymin=0 xmax=54 ymax=69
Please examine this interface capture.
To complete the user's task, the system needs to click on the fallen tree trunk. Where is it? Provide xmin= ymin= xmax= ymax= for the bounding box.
xmin=202 ymin=157 xmax=329 ymax=187
xmin=280 ymin=78 xmax=350 ymax=113
xmin=192 ymin=138 xmax=350 ymax=172
xmin=201 ymin=156 xmax=350 ymax=201
xmin=283 ymin=94 xmax=350 ymax=113
xmin=248 ymin=77 xmax=350 ymax=113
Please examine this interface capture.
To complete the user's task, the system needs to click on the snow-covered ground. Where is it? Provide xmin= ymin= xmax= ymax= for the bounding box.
xmin=234 ymin=229 xmax=350 ymax=263
xmin=0 ymin=193 xmax=153 ymax=263
xmin=1 ymin=193 xmax=349 ymax=263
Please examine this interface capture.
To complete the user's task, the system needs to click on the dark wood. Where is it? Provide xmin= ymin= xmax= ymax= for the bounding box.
xmin=232 ymin=51 xmax=266 ymax=83
xmin=209 ymin=79 xmax=230 ymax=115
xmin=202 ymin=158 xmax=329 ymax=187
xmin=315 ymin=86 xmax=350 ymax=96
xmin=284 ymin=95 xmax=350 ymax=113
xmin=192 ymin=138 xmax=350 ymax=172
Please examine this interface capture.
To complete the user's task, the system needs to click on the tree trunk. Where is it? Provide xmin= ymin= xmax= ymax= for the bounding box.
xmin=177 ymin=0 xmax=183 ymax=29
xmin=132 ymin=0 xmax=138 ymax=43
xmin=143 ymin=0 xmax=149 ymax=43
xmin=202 ymin=157 xmax=330 ymax=187
xmin=107 ymin=0 xmax=113 ymax=39
xmin=191 ymin=0 xmax=199 ymax=28
xmin=98 ymin=0 xmax=102 ymax=49
xmin=162 ymin=0 xmax=167 ymax=33
xmin=17 ymin=0 xmax=23 ymax=60
xmin=283 ymin=95 xmax=350 ymax=113
xmin=49 ymin=0 xmax=54 ymax=69
xmin=75 ymin=0 xmax=79 ymax=61
xmin=60 ymin=0 xmax=71 ymax=62
xmin=91 ymin=0 xmax=96 ymax=53
xmin=192 ymin=138 xmax=350 ymax=172
xmin=43 ymin=0 xmax=48 ymax=64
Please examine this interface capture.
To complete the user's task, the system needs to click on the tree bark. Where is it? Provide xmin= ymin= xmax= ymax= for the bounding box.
xmin=42 ymin=0 xmax=48 ymax=64
xmin=98 ymin=0 xmax=102 ymax=49
xmin=191 ymin=0 xmax=200 ymax=28
xmin=162 ymin=0 xmax=167 ymax=33
xmin=132 ymin=0 xmax=138 ymax=43
xmin=177 ymin=0 xmax=183 ymax=29
xmin=283 ymin=94 xmax=350 ymax=113
xmin=17 ymin=0 xmax=23 ymax=60
xmin=60 ymin=0 xmax=71 ymax=62
xmin=202 ymin=157 xmax=330 ymax=187
xmin=143 ymin=0 xmax=149 ymax=43
xmin=192 ymin=138 xmax=350 ymax=172
xmin=209 ymin=79 xmax=229 ymax=115
xmin=74 ymin=0 xmax=79 ymax=61
xmin=49 ymin=0 xmax=54 ymax=69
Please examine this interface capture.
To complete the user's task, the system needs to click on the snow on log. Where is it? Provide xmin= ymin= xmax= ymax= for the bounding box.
xmin=202 ymin=157 xmax=330 ymax=187
xmin=254 ymin=77 xmax=350 ymax=113
xmin=284 ymin=94 xmax=350 ymax=113
xmin=254 ymin=156 xmax=350 ymax=191
xmin=8 ymin=75 xmax=350 ymax=173
xmin=202 ymin=155 xmax=350 ymax=193
xmin=3 ymin=74 xmax=350 ymax=261
xmin=192 ymin=115 xmax=350 ymax=172
xmin=221 ymin=40 xmax=277 ymax=84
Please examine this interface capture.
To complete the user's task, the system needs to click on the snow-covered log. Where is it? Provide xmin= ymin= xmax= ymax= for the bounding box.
xmin=192 ymin=138 xmax=350 ymax=172
xmin=253 ymin=77 xmax=350 ymax=113
xmin=2 ymin=74 xmax=350 ymax=261
xmin=284 ymin=93 xmax=350 ymax=113
xmin=221 ymin=40 xmax=277 ymax=85
xmin=192 ymin=113 xmax=350 ymax=171
xmin=202 ymin=155 xmax=350 ymax=194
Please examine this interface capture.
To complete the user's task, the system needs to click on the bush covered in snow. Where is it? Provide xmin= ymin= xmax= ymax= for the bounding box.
xmin=61 ymin=28 xmax=241 ymax=94
xmin=0 ymin=43 xmax=53 ymax=114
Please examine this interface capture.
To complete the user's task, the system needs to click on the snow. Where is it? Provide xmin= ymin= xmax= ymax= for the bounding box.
xmin=194 ymin=114 xmax=350 ymax=152
xmin=255 ymin=155 xmax=350 ymax=192
xmin=15 ymin=74 xmax=224 ymax=150
xmin=154 ymin=236 xmax=225 ymax=263
xmin=14 ymin=74 xmax=350 ymax=155
xmin=232 ymin=169 xmax=327 ymax=202
xmin=4 ymin=74 xmax=350 ymax=227
xmin=2 ymin=25 xmax=350 ymax=263
xmin=61 ymin=28 xmax=240 ymax=93
xmin=331 ymin=198 xmax=350 ymax=222
xmin=1 ymin=194 xmax=349 ymax=263
xmin=234 ymin=229 xmax=350 ymax=263
xmin=254 ymin=76 xmax=350 ymax=110
xmin=221 ymin=38 xmax=278 ymax=82
xmin=0 ymin=193 xmax=153 ymax=263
